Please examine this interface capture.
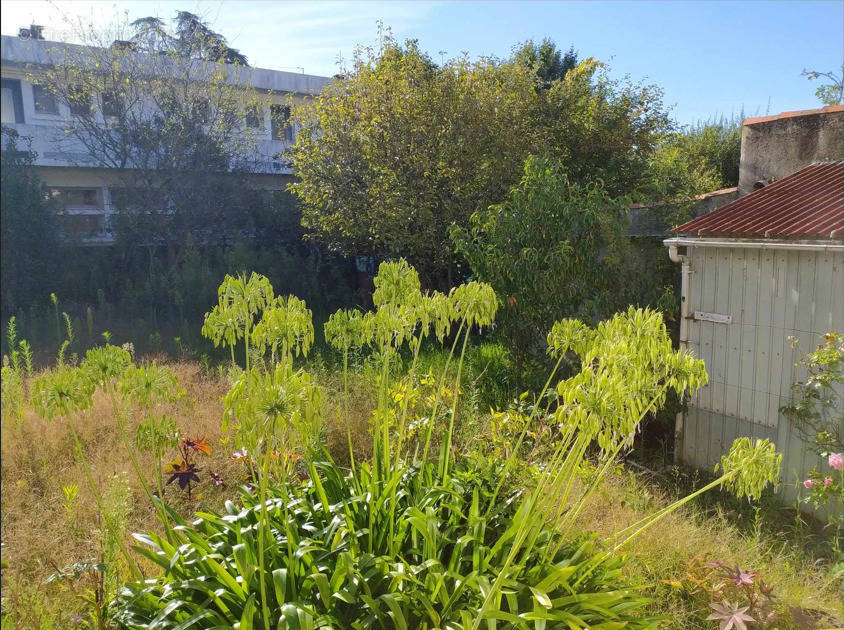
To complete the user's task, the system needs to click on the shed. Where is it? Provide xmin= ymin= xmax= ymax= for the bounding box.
xmin=663 ymin=160 xmax=844 ymax=504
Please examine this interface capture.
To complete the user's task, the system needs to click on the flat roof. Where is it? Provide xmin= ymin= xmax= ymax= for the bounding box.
xmin=743 ymin=105 xmax=844 ymax=127
xmin=0 ymin=34 xmax=333 ymax=96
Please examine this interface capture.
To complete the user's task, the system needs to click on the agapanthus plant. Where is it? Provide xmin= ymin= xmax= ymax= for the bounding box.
xmin=113 ymin=261 xmax=783 ymax=630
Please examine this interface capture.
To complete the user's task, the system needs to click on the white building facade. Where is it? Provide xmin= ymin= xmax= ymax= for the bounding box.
xmin=1 ymin=33 xmax=332 ymax=243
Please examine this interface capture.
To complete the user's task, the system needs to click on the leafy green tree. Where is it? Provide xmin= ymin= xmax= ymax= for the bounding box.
xmin=637 ymin=115 xmax=741 ymax=228
xmin=291 ymin=34 xmax=538 ymax=285
xmin=451 ymin=156 xmax=630 ymax=368
xmin=292 ymin=33 xmax=671 ymax=285
xmin=534 ymin=59 xmax=672 ymax=197
xmin=512 ymin=38 xmax=578 ymax=88
xmin=0 ymin=128 xmax=57 ymax=318
xmin=802 ymin=64 xmax=843 ymax=106
xmin=674 ymin=116 xmax=742 ymax=188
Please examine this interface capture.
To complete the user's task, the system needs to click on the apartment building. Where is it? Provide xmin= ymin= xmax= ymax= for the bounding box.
xmin=1 ymin=31 xmax=333 ymax=243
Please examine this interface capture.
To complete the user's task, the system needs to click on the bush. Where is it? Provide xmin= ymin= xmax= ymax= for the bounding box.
xmin=113 ymin=460 xmax=658 ymax=629
xmin=451 ymin=156 xmax=631 ymax=372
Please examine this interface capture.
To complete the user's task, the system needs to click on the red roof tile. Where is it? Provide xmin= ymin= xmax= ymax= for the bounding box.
xmin=743 ymin=105 xmax=844 ymax=126
xmin=673 ymin=161 xmax=844 ymax=239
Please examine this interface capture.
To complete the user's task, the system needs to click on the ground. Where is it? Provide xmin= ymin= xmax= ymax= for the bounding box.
xmin=1 ymin=359 xmax=841 ymax=628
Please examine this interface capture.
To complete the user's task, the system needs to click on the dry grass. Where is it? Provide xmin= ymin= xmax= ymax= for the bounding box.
xmin=1 ymin=359 xmax=841 ymax=628
xmin=1 ymin=362 xmax=234 ymax=627
xmin=574 ymin=467 xmax=844 ymax=627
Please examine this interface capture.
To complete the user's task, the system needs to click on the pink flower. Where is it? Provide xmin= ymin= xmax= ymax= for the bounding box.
xmin=803 ymin=479 xmax=813 ymax=488
xmin=828 ymin=453 xmax=844 ymax=471
xmin=229 ymin=448 xmax=248 ymax=461
xmin=825 ymin=477 xmax=833 ymax=486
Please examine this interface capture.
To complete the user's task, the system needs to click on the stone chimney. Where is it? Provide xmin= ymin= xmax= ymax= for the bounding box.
xmin=738 ymin=105 xmax=844 ymax=196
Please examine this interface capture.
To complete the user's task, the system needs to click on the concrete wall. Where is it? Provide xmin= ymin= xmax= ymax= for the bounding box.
xmin=738 ymin=106 xmax=844 ymax=196
xmin=694 ymin=187 xmax=740 ymax=215
xmin=680 ymin=244 xmax=844 ymax=506
xmin=629 ymin=188 xmax=739 ymax=237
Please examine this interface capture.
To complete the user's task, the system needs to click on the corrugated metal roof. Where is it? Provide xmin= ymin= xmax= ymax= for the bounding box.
xmin=673 ymin=161 xmax=844 ymax=239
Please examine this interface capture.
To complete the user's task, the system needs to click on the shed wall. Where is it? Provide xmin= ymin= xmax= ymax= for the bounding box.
xmin=681 ymin=245 xmax=844 ymax=504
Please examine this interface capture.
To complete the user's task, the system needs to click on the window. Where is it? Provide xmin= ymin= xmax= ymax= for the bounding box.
xmin=49 ymin=187 xmax=106 ymax=239
xmin=56 ymin=214 xmax=108 ymax=239
xmin=68 ymin=85 xmax=92 ymax=117
xmin=245 ymin=104 xmax=263 ymax=129
xmin=101 ymin=89 xmax=121 ymax=117
xmin=49 ymin=187 xmax=102 ymax=210
xmin=32 ymin=84 xmax=58 ymax=114
xmin=1 ymin=79 xmax=25 ymax=123
xmin=192 ymin=97 xmax=210 ymax=123
xmin=270 ymin=104 xmax=294 ymax=141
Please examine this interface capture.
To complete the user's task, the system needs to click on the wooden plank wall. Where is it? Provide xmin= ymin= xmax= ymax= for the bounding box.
xmin=682 ymin=246 xmax=844 ymax=506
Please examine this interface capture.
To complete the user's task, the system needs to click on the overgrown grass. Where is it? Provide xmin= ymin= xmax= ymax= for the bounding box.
xmin=2 ymin=351 xmax=841 ymax=628
xmin=574 ymin=466 xmax=843 ymax=627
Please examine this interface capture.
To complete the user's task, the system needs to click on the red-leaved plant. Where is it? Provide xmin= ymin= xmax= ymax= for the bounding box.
xmin=164 ymin=437 xmax=212 ymax=500
xmin=664 ymin=555 xmax=835 ymax=629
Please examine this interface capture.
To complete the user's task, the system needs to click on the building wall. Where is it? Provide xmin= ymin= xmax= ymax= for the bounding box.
xmin=32 ymin=166 xmax=295 ymax=244
xmin=0 ymin=64 xmax=311 ymax=173
xmin=738 ymin=107 xmax=844 ymax=196
xmin=680 ymin=244 xmax=844 ymax=504
xmin=2 ymin=35 xmax=319 ymax=244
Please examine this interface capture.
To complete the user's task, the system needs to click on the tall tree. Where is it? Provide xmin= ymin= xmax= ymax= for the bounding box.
xmin=535 ymin=59 xmax=672 ymax=197
xmin=291 ymin=33 xmax=670 ymax=285
xmin=291 ymin=35 xmax=538 ymax=285
xmin=130 ymin=11 xmax=249 ymax=65
xmin=34 ymin=13 xmax=272 ymax=266
xmin=0 ymin=128 xmax=57 ymax=317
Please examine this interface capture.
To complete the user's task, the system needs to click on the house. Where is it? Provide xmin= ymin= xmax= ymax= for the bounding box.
xmin=1 ymin=31 xmax=332 ymax=244
xmin=664 ymin=106 xmax=844 ymax=503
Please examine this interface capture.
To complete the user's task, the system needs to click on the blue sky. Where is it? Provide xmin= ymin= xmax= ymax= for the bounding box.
xmin=2 ymin=1 xmax=842 ymax=125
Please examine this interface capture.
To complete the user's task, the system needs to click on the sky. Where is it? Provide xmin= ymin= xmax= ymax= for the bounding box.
xmin=1 ymin=0 xmax=842 ymax=126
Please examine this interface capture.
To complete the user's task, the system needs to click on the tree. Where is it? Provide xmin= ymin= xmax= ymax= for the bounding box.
xmin=512 ymin=38 xmax=578 ymax=88
xmin=450 ymin=156 xmax=631 ymax=368
xmin=290 ymin=34 xmax=538 ymax=285
xmin=534 ymin=59 xmax=672 ymax=198
xmin=131 ymin=11 xmax=249 ymax=65
xmin=291 ymin=33 xmax=671 ymax=285
xmin=802 ymin=64 xmax=844 ymax=106
xmin=0 ymin=128 xmax=58 ymax=317
xmin=33 ymin=12 xmax=271 ymax=267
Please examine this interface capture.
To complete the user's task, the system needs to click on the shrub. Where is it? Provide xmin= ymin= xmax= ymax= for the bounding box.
xmin=781 ymin=332 xmax=844 ymax=557
xmin=450 ymin=156 xmax=631 ymax=372
xmin=113 ymin=460 xmax=660 ymax=629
